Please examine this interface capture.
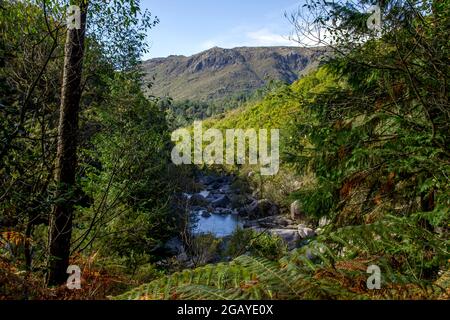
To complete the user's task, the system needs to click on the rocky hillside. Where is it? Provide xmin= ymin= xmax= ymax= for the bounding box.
xmin=142 ymin=46 xmax=324 ymax=101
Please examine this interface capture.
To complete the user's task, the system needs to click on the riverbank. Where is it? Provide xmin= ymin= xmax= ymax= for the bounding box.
xmin=163 ymin=172 xmax=322 ymax=268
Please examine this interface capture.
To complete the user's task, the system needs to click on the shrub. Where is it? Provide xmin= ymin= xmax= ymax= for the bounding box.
xmin=226 ymin=228 xmax=287 ymax=260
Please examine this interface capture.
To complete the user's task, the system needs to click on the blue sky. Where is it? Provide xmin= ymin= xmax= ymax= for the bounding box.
xmin=141 ymin=0 xmax=303 ymax=59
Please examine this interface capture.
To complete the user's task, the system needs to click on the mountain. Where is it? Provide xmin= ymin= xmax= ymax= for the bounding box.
xmin=141 ymin=46 xmax=325 ymax=102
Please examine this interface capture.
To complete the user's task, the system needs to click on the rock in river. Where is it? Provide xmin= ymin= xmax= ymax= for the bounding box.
xmin=190 ymin=193 xmax=208 ymax=206
xmin=211 ymin=195 xmax=230 ymax=208
xmin=200 ymin=210 xmax=212 ymax=218
xmin=297 ymin=224 xmax=316 ymax=238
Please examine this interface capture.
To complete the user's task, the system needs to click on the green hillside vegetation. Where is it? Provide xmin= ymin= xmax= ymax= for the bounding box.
xmin=121 ymin=59 xmax=450 ymax=296
xmin=182 ymin=68 xmax=340 ymax=205
xmin=143 ymin=46 xmax=325 ymax=128
xmin=203 ymin=67 xmax=338 ymax=130
xmin=118 ymin=0 xmax=449 ymax=300
xmin=0 ymin=0 xmax=448 ymax=301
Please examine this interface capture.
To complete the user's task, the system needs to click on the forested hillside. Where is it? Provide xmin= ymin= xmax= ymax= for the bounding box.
xmin=118 ymin=0 xmax=450 ymax=300
xmin=146 ymin=46 xmax=325 ymax=128
xmin=0 ymin=0 xmax=449 ymax=301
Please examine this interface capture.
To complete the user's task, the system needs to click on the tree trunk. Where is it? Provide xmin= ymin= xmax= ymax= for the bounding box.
xmin=47 ymin=1 xmax=88 ymax=286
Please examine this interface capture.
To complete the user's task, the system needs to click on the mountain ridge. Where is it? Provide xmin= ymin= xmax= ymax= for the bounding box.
xmin=142 ymin=46 xmax=325 ymax=102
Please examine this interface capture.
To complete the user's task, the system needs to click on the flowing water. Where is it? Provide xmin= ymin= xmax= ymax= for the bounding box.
xmin=192 ymin=210 xmax=243 ymax=237
xmin=186 ymin=175 xmax=245 ymax=237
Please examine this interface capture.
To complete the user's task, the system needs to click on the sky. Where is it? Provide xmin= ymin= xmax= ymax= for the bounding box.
xmin=141 ymin=0 xmax=303 ymax=59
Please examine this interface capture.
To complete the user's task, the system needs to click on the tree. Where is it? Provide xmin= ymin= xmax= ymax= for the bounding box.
xmin=47 ymin=0 xmax=89 ymax=286
xmin=280 ymin=4 xmax=450 ymax=272
xmin=1 ymin=0 xmax=164 ymax=294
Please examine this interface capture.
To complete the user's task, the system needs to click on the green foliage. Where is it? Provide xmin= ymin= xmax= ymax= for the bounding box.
xmin=113 ymin=254 xmax=302 ymax=300
xmin=0 ymin=0 xmax=64 ymax=233
xmin=0 ymin=0 xmax=175 ymax=281
xmin=114 ymin=0 xmax=449 ymax=301
xmin=185 ymin=233 xmax=223 ymax=267
xmin=284 ymin=0 xmax=450 ymax=225
xmin=226 ymin=228 xmax=287 ymax=261
xmin=2 ymin=0 xmax=449 ymax=300
xmin=88 ymin=0 xmax=159 ymax=70
xmin=162 ymin=93 xmax=255 ymax=129
xmin=72 ymin=71 xmax=180 ymax=262
xmin=115 ymin=210 xmax=449 ymax=300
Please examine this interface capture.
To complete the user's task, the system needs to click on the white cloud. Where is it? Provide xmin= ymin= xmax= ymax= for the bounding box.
xmin=199 ymin=27 xmax=298 ymax=51
xmin=245 ymin=28 xmax=296 ymax=46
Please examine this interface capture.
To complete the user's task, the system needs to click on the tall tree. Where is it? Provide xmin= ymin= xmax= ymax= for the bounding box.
xmin=47 ymin=0 xmax=88 ymax=286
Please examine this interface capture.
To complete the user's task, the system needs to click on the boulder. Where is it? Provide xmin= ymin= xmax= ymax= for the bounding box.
xmin=205 ymin=194 xmax=218 ymax=202
xmin=290 ymin=200 xmax=305 ymax=221
xmin=215 ymin=207 xmax=233 ymax=215
xmin=268 ymin=229 xmax=300 ymax=250
xmin=230 ymin=209 xmax=239 ymax=215
xmin=200 ymin=210 xmax=211 ymax=218
xmin=318 ymin=216 xmax=330 ymax=227
xmin=245 ymin=200 xmax=258 ymax=216
xmin=200 ymin=176 xmax=215 ymax=185
xmin=237 ymin=207 xmax=247 ymax=216
xmin=315 ymin=227 xmax=324 ymax=235
xmin=229 ymin=194 xmax=250 ymax=209
xmin=211 ymin=195 xmax=230 ymax=208
xmin=199 ymin=190 xmax=210 ymax=198
xmin=243 ymin=220 xmax=259 ymax=228
xmin=297 ymin=224 xmax=316 ymax=239
xmin=215 ymin=177 xmax=225 ymax=184
xmin=163 ymin=237 xmax=184 ymax=255
xmin=254 ymin=215 xmax=291 ymax=228
xmin=176 ymin=251 xmax=189 ymax=263
xmin=245 ymin=199 xmax=279 ymax=217
xmin=209 ymin=182 xmax=221 ymax=190
xmin=245 ymin=195 xmax=257 ymax=204
xmin=218 ymin=185 xmax=231 ymax=193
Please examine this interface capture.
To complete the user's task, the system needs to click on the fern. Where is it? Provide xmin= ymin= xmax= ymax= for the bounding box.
xmin=114 ymin=211 xmax=448 ymax=300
